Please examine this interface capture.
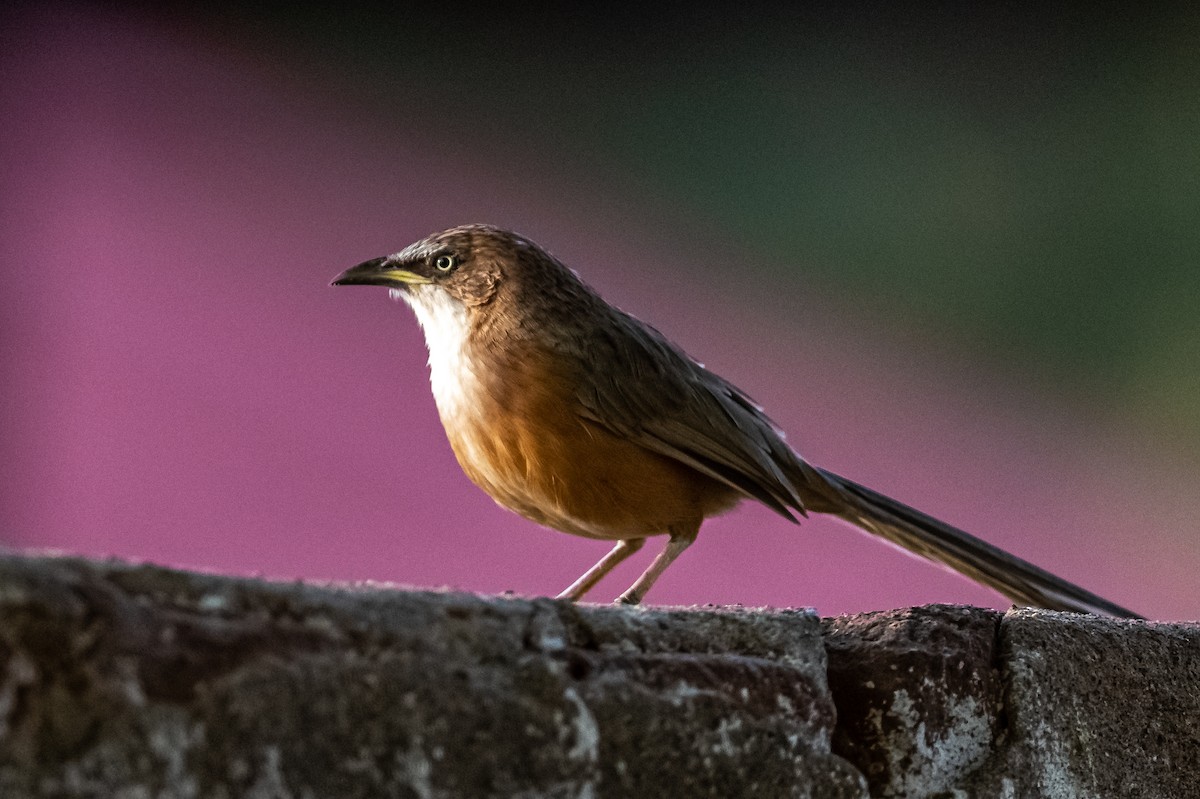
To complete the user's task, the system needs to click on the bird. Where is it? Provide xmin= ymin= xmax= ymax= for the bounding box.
xmin=332 ymin=224 xmax=1140 ymax=618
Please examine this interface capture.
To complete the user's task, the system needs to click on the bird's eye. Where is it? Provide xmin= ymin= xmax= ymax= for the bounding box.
xmin=434 ymin=254 xmax=457 ymax=272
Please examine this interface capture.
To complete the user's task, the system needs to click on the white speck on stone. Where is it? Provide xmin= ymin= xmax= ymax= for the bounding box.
xmin=1007 ymin=648 xmax=1093 ymax=797
xmin=246 ymin=745 xmax=294 ymax=799
xmin=394 ymin=738 xmax=435 ymax=799
xmin=1025 ymin=717 xmax=1093 ymax=798
xmin=301 ymin=614 xmax=339 ymax=635
xmin=552 ymin=687 xmax=599 ymax=799
xmin=141 ymin=713 xmax=205 ymax=799
xmin=711 ymin=716 xmax=744 ymax=757
xmin=868 ymin=688 xmax=994 ymax=797
xmin=229 ymin=757 xmax=251 ymax=781
xmin=109 ymin=656 xmax=148 ymax=708
xmin=562 ymin=686 xmax=600 ymax=764
xmin=663 ymin=680 xmax=706 ymax=706
xmin=197 ymin=592 xmax=229 ymax=612
xmin=538 ymin=633 xmax=567 ymax=652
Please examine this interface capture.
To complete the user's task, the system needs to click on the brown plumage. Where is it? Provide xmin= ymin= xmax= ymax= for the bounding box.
xmin=333 ymin=224 xmax=1140 ymax=617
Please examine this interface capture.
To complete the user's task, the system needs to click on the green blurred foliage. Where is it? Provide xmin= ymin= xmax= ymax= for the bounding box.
xmin=202 ymin=5 xmax=1200 ymax=443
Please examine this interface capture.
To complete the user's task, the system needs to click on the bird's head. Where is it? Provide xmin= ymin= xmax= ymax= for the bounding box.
xmin=333 ymin=224 xmax=598 ymax=346
xmin=331 ymin=224 xmax=522 ymax=308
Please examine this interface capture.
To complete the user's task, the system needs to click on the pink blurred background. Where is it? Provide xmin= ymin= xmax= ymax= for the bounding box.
xmin=2 ymin=5 xmax=1195 ymax=618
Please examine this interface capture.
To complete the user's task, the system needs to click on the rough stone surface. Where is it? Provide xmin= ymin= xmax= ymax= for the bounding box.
xmin=1 ymin=553 xmax=1197 ymax=798
xmin=0 ymin=554 xmax=865 ymax=798
xmin=967 ymin=608 xmax=1200 ymax=798
xmin=823 ymin=605 xmax=1003 ymax=798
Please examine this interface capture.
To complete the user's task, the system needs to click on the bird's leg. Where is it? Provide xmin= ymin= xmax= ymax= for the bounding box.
xmin=615 ymin=525 xmax=699 ymax=606
xmin=556 ymin=538 xmax=645 ymax=601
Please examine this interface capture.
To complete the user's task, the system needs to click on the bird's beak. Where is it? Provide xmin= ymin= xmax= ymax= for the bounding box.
xmin=331 ymin=257 xmax=433 ymax=287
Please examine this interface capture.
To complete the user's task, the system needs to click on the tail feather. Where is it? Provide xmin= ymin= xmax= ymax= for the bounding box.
xmin=816 ymin=467 xmax=1142 ymax=619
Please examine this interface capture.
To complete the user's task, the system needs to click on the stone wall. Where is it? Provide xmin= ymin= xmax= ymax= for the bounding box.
xmin=0 ymin=554 xmax=1195 ymax=797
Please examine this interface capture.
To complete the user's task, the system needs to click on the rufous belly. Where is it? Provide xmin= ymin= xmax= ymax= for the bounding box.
xmin=438 ymin=357 xmax=741 ymax=540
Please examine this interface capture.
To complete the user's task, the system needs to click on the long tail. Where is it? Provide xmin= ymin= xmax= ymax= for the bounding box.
xmin=814 ymin=467 xmax=1142 ymax=618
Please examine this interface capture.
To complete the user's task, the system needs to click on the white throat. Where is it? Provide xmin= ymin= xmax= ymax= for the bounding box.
xmin=392 ymin=286 xmax=478 ymax=418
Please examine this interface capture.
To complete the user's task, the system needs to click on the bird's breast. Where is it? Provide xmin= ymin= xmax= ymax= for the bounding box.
xmin=433 ymin=344 xmax=741 ymax=540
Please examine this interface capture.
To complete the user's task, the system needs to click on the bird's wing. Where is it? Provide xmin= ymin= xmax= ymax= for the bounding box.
xmin=571 ymin=311 xmax=821 ymax=520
